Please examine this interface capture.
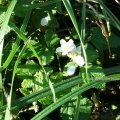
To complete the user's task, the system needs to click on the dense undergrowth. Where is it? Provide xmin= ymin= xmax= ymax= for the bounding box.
xmin=0 ymin=0 xmax=120 ymax=120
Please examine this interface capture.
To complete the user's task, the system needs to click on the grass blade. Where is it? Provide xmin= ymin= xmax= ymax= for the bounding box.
xmin=0 ymin=76 xmax=82 ymax=112
xmin=31 ymin=75 xmax=120 ymax=120
xmin=0 ymin=10 xmax=31 ymax=72
xmin=0 ymin=0 xmax=17 ymax=119
xmin=96 ymin=0 xmax=120 ymax=30
xmin=62 ymin=0 xmax=88 ymax=82
xmin=0 ymin=0 xmax=17 ymax=108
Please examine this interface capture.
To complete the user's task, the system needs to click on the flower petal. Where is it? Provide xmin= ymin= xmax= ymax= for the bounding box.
xmin=68 ymin=45 xmax=76 ymax=52
xmin=60 ymin=39 xmax=66 ymax=45
xmin=56 ymin=39 xmax=77 ymax=56
xmin=56 ymin=47 xmax=62 ymax=53
xmin=76 ymin=46 xmax=81 ymax=54
xmin=67 ymin=66 xmax=76 ymax=76
xmin=41 ymin=17 xmax=48 ymax=26
xmin=62 ymin=51 xmax=68 ymax=56
xmin=68 ymin=39 xmax=74 ymax=45
xmin=67 ymin=51 xmax=77 ymax=59
xmin=73 ymin=55 xmax=85 ymax=66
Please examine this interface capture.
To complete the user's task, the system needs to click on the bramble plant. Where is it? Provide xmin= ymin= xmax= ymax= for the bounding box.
xmin=0 ymin=0 xmax=120 ymax=120
xmin=56 ymin=39 xmax=85 ymax=75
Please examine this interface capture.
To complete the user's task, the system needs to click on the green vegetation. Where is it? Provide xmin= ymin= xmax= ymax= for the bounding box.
xmin=0 ymin=0 xmax=120 ymax=119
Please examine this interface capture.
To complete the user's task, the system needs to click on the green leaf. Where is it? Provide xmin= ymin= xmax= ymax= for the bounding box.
xmin=14 ymin=4 xmax=29 ymax=17
xmin=21 ymin=79 xmax=34 ymax=89
xmin=50 ymin=72 xmax=63 ymax=83
xmin=91 ymin=27 xmax=120 ymax=51
xmin=108 ymin=33 xmax=120 ymax=48
xmin=19 ymin=88 xmax=31 ymax=96
xmin=31 ymin=74 xmax=119 ymax=120
xmin=82 ymin=65 xmax=105 ymax=79
xmin=45 ymin=29 xmax=60 ymax=47
xmin=82 ymin=65 xmax=105 ymax=88
xmin=87 ymin=65 xmax=105 ymax=78
xmin=56 ymin=0 xmax=62 ymax=13
xmin=38 ymin=48 xmax=54 ymax=65
xmin=61 ymin=100 xmax=75 ymax=120
xmin=49 ymin=13 xmax=59 ymax=29
xmin=86 ymin=44 xmax=98 ymax=63
xmin=91 ymin=27 xmax=108 ymax=50
xmin=16 ymin=60 xmax=40 ymax=80
xmin=61 ymin=97 xmax=92 ymax=120
xmin=17 ymin=59 xmax=54 ymax=105
xmin=88 ymin=66 xmax=105 ymax=88
xmin=20 ymin=40 xmax=54 ymax=65
xmin=0 ymin=76 xmax=82 ymax=112
xmin=79 ymin=97 xmax=92 ymax=120
xmin=91 ymin=27 xmax=120 ymax=50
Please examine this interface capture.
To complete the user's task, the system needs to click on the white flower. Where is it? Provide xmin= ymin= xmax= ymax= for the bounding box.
xmin=67 ymin=46 xmax=81 ymax=58
xmin=76 ymin=46 xmax=81 ymax=55
xmin=67 ymin=66 xmax=76 ymax=76
xmin=67 ymin=45 xmax=85 ymax=66
xmin=56 ymin=39 xmax=85 ymax=67
xmin=56 ymin=39 xmax=76 ymax=56
xmin=40 ymin=16 xmax=50 ymax=26
xmin=72 ymin=55 xmax=85 ymax=66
